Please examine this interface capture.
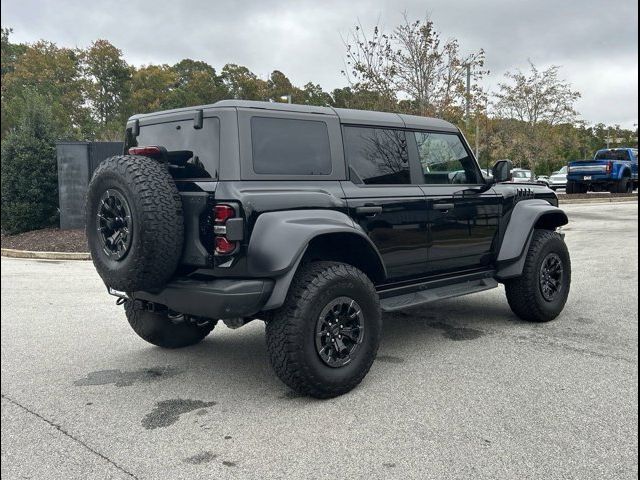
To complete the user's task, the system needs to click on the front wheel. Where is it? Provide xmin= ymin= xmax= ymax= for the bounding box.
xmin=505 ymin=230 xmax=571 ymax=322
xmin=265 ymin=262 xmax=381 ymax=398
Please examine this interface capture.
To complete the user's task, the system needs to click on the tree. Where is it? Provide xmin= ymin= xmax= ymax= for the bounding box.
xmin=129 ymin=64 xmax=178 ymax=114
xmin=300 ymin=83 xmax=332 ymax=106
xmin=1 ymin=28 xmax=27 ymax=138
xmin=221 ymin=64 xmax=267 ymax=100
xmin=343 ymin=15 xmax=487 ymax=119
xmin=1 ymin=93 xmax=60 ymax=234
xmin=2 ymin=40 xmax=88 ymax=138
xmin=167 ymin=59 xmax=228 ymax=108
xmin=83 ymin=39 xmax=132 ymax=136
xmin=493 ymin=62 xmax=581 ymax=171
xmin=1 ymin=28 xmax=26 ymax=80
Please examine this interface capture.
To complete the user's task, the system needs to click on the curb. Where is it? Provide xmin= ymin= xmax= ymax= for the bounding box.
xmin=558 ymin=197 xmax=638 ymax=205
xmin=1 ymin=248 xmax=91 ymax=260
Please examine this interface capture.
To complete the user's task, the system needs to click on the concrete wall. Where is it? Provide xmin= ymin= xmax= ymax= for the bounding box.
xmin=57 ymin=142 xmax=123 ymax=230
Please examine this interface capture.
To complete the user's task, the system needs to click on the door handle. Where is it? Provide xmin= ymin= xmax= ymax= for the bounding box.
xmin=355 ymin=205 xmax=383 ymax=217
xmin=433 ymin=203 xmax=455 ymax=211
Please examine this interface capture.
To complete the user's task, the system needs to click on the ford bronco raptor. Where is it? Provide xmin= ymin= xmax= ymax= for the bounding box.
xmin=86 ymin=100 xmax=571 ymax=398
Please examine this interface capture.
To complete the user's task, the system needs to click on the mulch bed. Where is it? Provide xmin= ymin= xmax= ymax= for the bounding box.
xmin=1 ymin=228 xmax=88 ymax=253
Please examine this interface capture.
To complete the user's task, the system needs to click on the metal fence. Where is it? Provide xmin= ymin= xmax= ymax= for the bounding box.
xmin=57 ymin=142 xmax=123 ymax=230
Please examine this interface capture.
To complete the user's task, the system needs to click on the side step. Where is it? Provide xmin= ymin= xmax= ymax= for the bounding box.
xmin=380 ymin=277 xmax=499 ymax=312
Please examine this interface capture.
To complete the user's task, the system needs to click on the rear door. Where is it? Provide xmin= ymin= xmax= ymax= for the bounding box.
xmin=341 ymin=125 xmax=429 ymax=281
xmin=409 ymin=131 xmax=501 ymax=274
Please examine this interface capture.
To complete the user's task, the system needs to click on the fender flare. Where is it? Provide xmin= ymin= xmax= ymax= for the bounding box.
xmin=496 ymin=199 xmax=568 ymax=280
xmin=247 ymin=210 xmax=386 ymax=310
xmin=619 ymin=167 xmax=631 ymax=180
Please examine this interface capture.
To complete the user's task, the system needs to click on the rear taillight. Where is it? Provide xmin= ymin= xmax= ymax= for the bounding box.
xmin=215 ymin=236 xmax=236 ymax=255
xmin=606 ymin=161 xmax=613 ymax=174
xmin=128 ymin=146 xmax=163 ymax=156
xmin=214 ymin=205 xmax=235 ymax=223
xmin=213 ymin=204 xmax=237 ymax=255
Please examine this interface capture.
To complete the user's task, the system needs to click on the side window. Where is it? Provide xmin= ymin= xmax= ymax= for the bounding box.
xmin=343 ymin=126 xmax=410 ymax=185
xmin=251 ymin=117 xmax=331 ymax=175
xmin=413 ymin=132 xmax=480 ymax=184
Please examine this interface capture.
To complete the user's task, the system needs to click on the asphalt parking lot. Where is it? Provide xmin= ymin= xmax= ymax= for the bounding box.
xmin=1 ymin=201 xmax=638 ymax=480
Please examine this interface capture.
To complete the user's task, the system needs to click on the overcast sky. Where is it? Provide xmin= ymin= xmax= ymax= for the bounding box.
xmin=2 ymin=0 xmax=638 ymax=127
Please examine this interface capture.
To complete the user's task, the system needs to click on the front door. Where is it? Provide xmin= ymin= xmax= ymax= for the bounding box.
xmin=410 ymin=131 xmax=501 ymax=274
xmin=341 ymin=126 xmax=429 ymax=280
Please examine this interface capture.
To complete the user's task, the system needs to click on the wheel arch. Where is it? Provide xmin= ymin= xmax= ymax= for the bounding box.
xmin=496 ymin=200 xmax=568 ymax=280
xmin=248 ymin=210 xmax=386 ymax=310
xmin=620 ymin=167 xmax=632 ymax=179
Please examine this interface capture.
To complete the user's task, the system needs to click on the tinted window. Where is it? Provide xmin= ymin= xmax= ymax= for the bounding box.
xmin=595 ymin=149 xmax=631 ymax=161
xmin=251 ymin=117 xmax=331 ymax=175
xmin=133 ymin=118 xmax=219 ymax=178
xmin=414 ymin=132 xmax=480 ymax=184
xmin=343 ymin=127 xmax=410 ymax=185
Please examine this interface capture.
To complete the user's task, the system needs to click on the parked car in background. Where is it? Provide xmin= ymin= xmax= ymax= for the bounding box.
xmin=536 ymin=175 xmax=550 ymax=187
xmin=510 ymin=168 xmax=536 ymax=183
xmin=567 ymin=148 xmax=638 ymax=194
xmin=548 ymin=166 xmax=568 ymax=191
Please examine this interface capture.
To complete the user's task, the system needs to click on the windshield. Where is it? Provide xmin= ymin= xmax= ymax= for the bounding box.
xmin=595 ymin=149 xmax=629 ymax=161
xmin=554 ymin=166 xmax=567 ymax=175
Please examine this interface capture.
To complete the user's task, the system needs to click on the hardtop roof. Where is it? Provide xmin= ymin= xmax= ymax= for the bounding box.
xmin=128 ymin=100 xmax=458 ymax=132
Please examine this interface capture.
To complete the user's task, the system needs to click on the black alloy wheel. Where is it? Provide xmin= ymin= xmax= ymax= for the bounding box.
xmin=539 ymin=253 xmax=564 ymax=302
xmin=97 ymin=189 xmax=132 ymax=260
xmin=314 ymin=296 xmax=365 ymax=368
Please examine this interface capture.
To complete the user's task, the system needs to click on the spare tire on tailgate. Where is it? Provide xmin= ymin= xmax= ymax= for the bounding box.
xmin=86 ymin=155 xmax=183 ymax=292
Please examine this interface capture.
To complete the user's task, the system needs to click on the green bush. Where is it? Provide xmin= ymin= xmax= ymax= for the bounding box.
xmin=1 ymin=94 xmax=59 ymax=234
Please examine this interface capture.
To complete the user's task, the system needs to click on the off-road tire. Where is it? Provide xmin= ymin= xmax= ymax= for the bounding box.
xmin=616 ymin=177 xmax=632 ymax=193
xmin=86 ymin=155 xmax=183 ymax=292
xmin=505 ymin=230 xmax=571 ymax=322
xmin=566 ymin=181 xmax=576 ymax=194
xmin=265 ymin=262 xmax=381 ymax=399
xmin=124 ymin=301 xmax=215 ymax=348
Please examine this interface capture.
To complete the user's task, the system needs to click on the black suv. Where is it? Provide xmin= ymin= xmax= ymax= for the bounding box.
xmin=86 ymin=100 xmax=571 ymax=398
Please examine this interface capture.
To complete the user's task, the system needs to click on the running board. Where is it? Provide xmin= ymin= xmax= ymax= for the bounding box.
xmin=380 ymin=277 xmax=499 ymax=312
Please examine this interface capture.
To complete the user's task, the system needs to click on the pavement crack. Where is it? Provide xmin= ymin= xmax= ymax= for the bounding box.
xmin=1 ymin=394 xmax=139 ymax=479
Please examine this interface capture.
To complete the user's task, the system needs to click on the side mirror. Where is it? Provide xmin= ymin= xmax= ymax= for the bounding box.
xmin=491 ymin=159 xmax=513 ymax=183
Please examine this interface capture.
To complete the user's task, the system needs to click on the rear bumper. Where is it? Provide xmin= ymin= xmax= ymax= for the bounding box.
xmin=567 ymin=174 xmax=614 ymax=183
xmin=131 ymin=278 xmax=274 ymax=319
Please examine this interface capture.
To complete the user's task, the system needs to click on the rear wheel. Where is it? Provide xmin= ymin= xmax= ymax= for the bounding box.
xmin=566 ymin=181 xmax=576 ymax=194
xmin=618 ymin=177 xmax=633 ymax=193
xmin=124 ymin=301 xmax=215 ymax=348
xmin=265 ymin=262 xmax=381 ymax=398
xmin=505 ymin=230 xmax=571 ymax=322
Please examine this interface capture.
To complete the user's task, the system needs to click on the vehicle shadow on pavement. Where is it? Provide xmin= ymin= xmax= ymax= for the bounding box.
xmin=103 ymin=296 xmax=521 ymax=397
xmin=109 ymin=325 xmax=280 ymax=394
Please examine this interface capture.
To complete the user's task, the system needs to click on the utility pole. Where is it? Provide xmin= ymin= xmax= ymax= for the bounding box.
xmin=475 ymin=112 xmax=480 ymax=158
xmin=465 ymin=63 xmax=471 ymax=130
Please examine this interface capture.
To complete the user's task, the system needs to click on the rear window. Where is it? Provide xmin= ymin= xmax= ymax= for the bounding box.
xmin=595 ymin=149 xmax=631 ymax=161
xmin=343 ymin=126 xmax=410 ymax=184
xmin=251 ymin=117 xmax=332 ymax=175
xmin=129 ymin=117 xmax=220 ymax=178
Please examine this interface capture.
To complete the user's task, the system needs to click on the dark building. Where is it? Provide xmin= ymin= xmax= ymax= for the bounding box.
xmin=57 ymin=142 xmax=123 ymax=229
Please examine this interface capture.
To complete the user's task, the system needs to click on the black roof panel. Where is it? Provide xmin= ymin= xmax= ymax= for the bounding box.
xmin=129 ymin=100 xmax=458 ymax=132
